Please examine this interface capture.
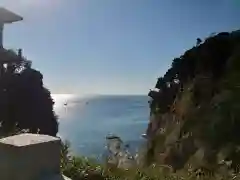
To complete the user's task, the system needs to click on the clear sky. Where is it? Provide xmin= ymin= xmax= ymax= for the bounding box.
xmin=1 ymin=0 xmax=240 ymax=95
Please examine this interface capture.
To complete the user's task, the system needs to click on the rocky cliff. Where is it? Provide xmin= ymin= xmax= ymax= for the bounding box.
xmin=146 ymin=30 xmax=240 ymax=174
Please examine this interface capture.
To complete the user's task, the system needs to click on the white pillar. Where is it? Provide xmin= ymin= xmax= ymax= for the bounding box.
xmin=0 ymin=23 xmax=3 ymax=48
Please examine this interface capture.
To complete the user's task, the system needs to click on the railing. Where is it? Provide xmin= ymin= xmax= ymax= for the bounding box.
xmin=0 ymin=133 xmax=71 ymax=180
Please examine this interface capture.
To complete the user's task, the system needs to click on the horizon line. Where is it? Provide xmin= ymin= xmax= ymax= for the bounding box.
xmin=51 ymin=93 xmax=148 ymax=96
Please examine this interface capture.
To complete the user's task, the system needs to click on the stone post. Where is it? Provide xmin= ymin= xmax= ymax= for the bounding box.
xmin=0 ymin=23 xmax=3 ymax=49
xmin=0 ymin=133 xmax=71 ymax=180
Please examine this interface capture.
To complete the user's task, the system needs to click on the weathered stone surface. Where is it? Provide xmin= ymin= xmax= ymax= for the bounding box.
xmin=0 ymin=133 xmax=61 ymax=180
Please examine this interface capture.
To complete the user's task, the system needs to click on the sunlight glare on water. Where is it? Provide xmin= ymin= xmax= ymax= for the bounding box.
xmin=52 ymin=95 xmax=149 ymax=158
xmin=51 ymin=94 xmax=76 ymax=115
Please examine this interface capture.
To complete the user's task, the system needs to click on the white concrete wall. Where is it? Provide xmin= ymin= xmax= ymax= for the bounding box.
xmin=0 ymin=133 xmax=71 ymax=180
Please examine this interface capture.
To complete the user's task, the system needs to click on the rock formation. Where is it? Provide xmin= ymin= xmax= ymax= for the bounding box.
xmin=146 ymin=30 xmax=240 ymax=174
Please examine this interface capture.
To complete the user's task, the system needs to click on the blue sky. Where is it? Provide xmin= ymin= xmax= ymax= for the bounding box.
xmin=1 ymin=0 xmax=240 ymax=95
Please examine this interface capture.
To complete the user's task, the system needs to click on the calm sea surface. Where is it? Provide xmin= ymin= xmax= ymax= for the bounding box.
xmin=53 ymin=95 xmax=149 ymax=159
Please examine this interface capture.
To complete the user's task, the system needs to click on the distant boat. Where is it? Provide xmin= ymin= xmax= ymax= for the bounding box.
xmin=141 ymin=133 xmax=148 ymax=139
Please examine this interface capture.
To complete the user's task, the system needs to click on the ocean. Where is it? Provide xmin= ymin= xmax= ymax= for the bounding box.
xmin=53 ymin=94 xmax=150 ymax=160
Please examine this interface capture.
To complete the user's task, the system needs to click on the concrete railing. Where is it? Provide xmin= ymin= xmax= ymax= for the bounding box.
xmin=0 ymin=133 xmax=71 ymax=180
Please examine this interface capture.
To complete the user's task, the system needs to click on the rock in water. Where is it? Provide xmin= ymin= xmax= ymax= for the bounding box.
xmin=105 ymin=134 xmax=137 ymax=169
xmin=106 ymin=134 xmax=123 ymax=155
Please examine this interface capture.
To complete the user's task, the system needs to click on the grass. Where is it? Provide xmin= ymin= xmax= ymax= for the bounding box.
xmin=60 ymin=141 xmax=240 ymax=180
xmin=61 ymin=156 xmax=240 ymax=180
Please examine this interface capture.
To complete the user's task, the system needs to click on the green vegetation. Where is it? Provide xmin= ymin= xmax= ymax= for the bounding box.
xmin=0 ymin=48 xmax=58 ymax=136
xmin=60 ymin=141 xmax=240 ymax=179
xmin=146 ymin=29 xmax=240 ymax=177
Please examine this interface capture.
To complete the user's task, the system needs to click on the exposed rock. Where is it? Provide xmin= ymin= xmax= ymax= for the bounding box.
xmin=146 ymin=30 xmax=240 ymax=173
xmin=105 ymin=134 xmax=137 ymax=169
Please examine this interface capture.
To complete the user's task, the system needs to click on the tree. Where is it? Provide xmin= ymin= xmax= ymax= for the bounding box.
xmin=0 ymin=49 xmax=58 ymax=136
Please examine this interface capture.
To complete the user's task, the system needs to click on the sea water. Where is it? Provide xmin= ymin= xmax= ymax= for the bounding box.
xmin=53 ymin=94 xmax=149 ymax=160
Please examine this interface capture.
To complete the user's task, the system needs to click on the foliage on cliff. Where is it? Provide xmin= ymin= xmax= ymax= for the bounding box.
xmin=0 ymin=49 xmax=58 ymax=136
xmin=147 ymin=29 xmax=240 ymax=174
xmin=61 ymin=141 xmax=240 ymax=180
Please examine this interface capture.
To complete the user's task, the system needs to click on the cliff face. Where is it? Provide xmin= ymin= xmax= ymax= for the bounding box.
xmin=146 ymin=30 xmax=240 ymax=173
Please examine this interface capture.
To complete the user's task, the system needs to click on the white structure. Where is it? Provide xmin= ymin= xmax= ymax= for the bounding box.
xmin=0 ymin=133 xmax=71 ymax=180
xmin=0 ymin=7 xmax=23 ymax=48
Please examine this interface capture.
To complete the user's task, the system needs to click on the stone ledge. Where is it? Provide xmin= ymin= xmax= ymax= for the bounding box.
xmin=0 ymin=133 xmax=66 ymax=180
xmin=0 ymin=133 xmax=59 ymax=147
